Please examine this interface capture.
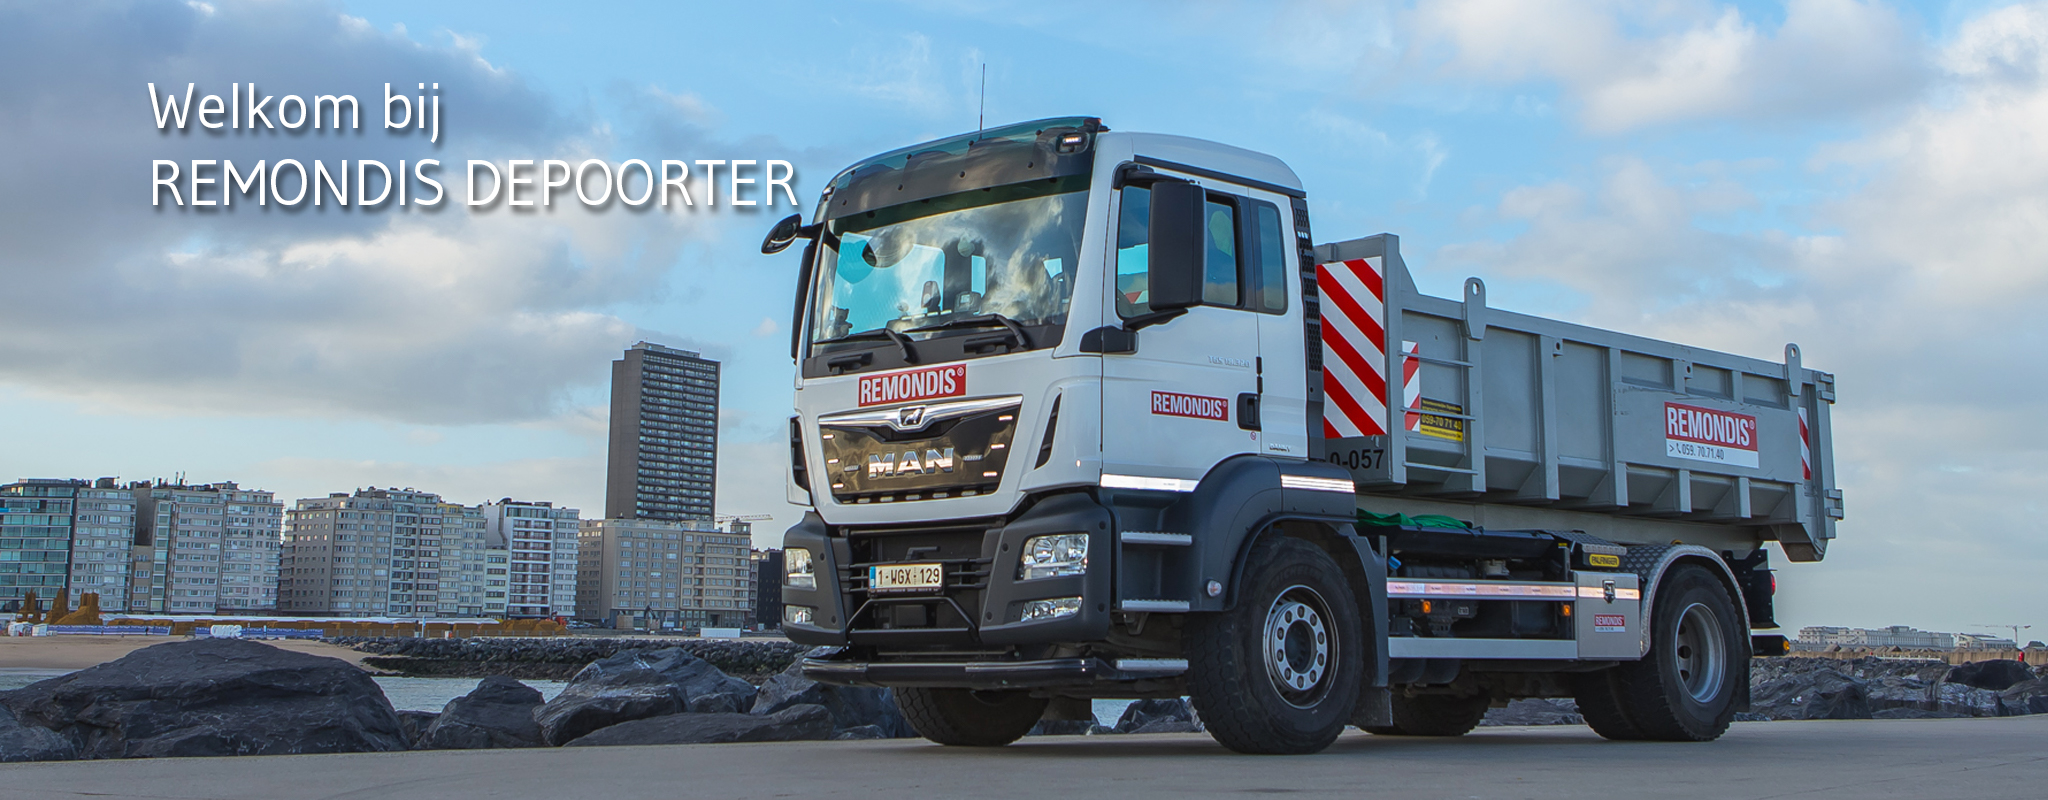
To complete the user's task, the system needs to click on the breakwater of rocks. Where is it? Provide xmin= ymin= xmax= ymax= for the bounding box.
xmin=333 ymin=637 xmax=810 ymax=682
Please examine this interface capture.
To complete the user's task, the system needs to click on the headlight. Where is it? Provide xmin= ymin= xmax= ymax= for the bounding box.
xmin=1021 ymin=596 xmax=1082 ymax=622
xmin=785 ymin=549 xmax=815 ymax=590
xmin=1018 ymin=533 xmax=1089 ymax=580
xmin=784 ymin=605 xmax=815 ymax=626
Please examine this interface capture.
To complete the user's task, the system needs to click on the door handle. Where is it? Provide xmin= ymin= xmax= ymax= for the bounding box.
xmin=1237 ymin=393 xmax=1261 ymax=431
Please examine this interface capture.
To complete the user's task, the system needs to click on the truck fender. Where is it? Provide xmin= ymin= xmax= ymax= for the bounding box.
xmin=1156 ymin=456 xmax=1355 ymax=610
xmin=1150 ymin=455 xmax=1386 ymax=687
xmin=1621 ymin=543 xmax=1753 ymax=709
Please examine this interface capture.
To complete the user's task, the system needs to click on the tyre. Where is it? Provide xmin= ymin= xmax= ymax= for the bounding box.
xmin=1186 ymin=536 xmax=1364 ymax=755
xmin=1363 ymin=692 xmax=1490 ymax=737
xmin=894 ymin=687 xmax=1048 ymax=747
xmin=1570 ymin=668 xmax=1646 ymax=741
xmin=1588 ymin=564 xmax=1747 ymax=741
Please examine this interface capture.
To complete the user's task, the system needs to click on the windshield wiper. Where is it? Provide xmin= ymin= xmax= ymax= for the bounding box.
xmin=908 ymin=314 xmax=1032 ymax=350
xmin=826 ymin=327 xmax=918 ymax=363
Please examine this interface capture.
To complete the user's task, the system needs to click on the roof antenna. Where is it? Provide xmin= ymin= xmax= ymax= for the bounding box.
xmin=977 ymin=63 xmax=987 ymax=135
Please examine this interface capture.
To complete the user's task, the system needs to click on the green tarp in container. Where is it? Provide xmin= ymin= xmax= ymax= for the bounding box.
xmin=1357 ymin=510 xmax=1473 ymax=531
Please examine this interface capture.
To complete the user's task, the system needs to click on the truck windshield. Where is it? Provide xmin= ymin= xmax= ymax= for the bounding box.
xmin=811 ymin=185 xmax=1086 ymax=346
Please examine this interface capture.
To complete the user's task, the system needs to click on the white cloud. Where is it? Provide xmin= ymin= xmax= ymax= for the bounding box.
xmin=1303 ymin=107 xmax=1450 ymax=197
xmin=1436 ymin=156 xmax=1778 ymax=321
xmin=1413 ymin=0 xmax=1925 ymax=132
xmin=1430 ymin=3 xmax=2048 ymax=634
xmin=0 ymin=1 xmax=754 ymax=425
xmin=843 ymin=33 xmax=953 ymax=116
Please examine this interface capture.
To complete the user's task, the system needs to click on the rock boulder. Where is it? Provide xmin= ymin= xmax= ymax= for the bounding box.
xmin=0 ymin=638 xmax=407 ymax=759
xmin=831 ymin=724 xmax=891 ymax=740
xmin=1935 ymin=682 xmax=2005 ymax=717
xmin=750 ymin=660 xmax=911 ymax=737
xmin=423 ymin=676 xmax=547 ymax=749
xmin=1480 ymin=698 xmax=1583 ymax=726
xmin=1749 ymin=667 xmax=1871 ymax=720
xmin=1112 ymin=698 xmax=1201 ymax=734
xmin=533 ymin=648 xmax=754 ymax=745
xmin=396 ymin=711 xmax=440 ymax=749
xmin=1997 ymin=678 xmax=2048 ymax=716
xmin=564 ymin=704 xmax=832 ymax=747
xmin=0 ymin=703 xmax=75 ymax=762
xmin=1944 ymin=660 xmax=2034 ymax=692
xmin=1026 ymin=719 xmax=1104 ymax=736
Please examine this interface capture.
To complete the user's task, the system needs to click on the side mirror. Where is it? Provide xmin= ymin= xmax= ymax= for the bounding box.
xmin=762 ymin=213 xmax=806 ymax=254
xmin=1146 ymin=180 xmax=1205 ymax=312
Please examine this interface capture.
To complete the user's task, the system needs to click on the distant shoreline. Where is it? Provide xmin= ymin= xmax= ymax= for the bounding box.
xmin=0 ymin=634 xmax=371 ymax=671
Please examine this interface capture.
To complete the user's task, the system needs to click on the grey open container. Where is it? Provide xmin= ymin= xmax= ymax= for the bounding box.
xmin=1314 ymin=235 xmax=1842 ymax=562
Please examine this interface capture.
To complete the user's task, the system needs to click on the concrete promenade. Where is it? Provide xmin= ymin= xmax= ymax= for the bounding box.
xmin=2 ymin=716 xmax=2042 ymax=799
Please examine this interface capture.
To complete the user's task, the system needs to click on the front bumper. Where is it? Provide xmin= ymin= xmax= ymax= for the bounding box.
xmin=802 ymin=648 xmax=1189 ymax=689
xmin=778 ymin=493 xmax=1117 ymax=647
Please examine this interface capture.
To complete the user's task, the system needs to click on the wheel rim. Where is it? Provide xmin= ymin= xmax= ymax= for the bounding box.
xmin=1262 ymin=584 xmax=1335 ymax=709
xmin=1673 ymin=602 xmax=1726 ymax=703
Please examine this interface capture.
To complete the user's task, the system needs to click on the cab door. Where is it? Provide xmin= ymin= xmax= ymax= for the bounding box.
xmin=1099 ymin=177 xmax=1262 ymax=487
xmin=1245 ymin=189 xmax=1310 ymax=459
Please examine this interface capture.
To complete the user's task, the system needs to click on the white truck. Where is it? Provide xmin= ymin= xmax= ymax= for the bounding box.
xmin=761 ymin=117 xmax=1841 ymax=754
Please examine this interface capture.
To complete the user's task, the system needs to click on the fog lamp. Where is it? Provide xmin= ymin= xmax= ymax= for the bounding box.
xmin=1021 ymin=596 xmax=1082 ymax=622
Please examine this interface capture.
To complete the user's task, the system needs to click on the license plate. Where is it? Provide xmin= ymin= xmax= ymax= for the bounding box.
xmin=870 ymin=563 xmax=944 ymax=593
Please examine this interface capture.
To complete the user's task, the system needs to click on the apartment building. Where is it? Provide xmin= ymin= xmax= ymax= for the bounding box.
xmin=0 ymin=479 xmax=83 ymax=609
xmin=480 ymin=499 xmax=580 ymax=618
xmin=576 ymin=518 xmax=752 ymax=629
xmin=2 ymin=478 xmax=279 ymax=615
xmin=69 ymin=481 xmax=139 ymax=611
xmin=1797 ymin=625 xmax=1959 ymax=650
xmin=604 ymin=342 xmax=720 ymax=521
xmin=279 ymin=487 xmax=494 ymax=617
xmin=752 ymin=549 xmax=783 ymax=628
xmin=130 ymin=481 xmax=282 ymax=614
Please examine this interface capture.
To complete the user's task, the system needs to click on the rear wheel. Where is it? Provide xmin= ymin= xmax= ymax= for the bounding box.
xmin=1571 ymin=668 xmax=1647 ymax=740
xmin=1186 ymin=536 xmax=1363 ymax=755
xmin=1363 ymin=692 xmax=1491 ymax=736
xmin=895 ymin=687 xmax=1048 ymax=746
xmin=1583 ymin=564 xmax=1746 ymax=742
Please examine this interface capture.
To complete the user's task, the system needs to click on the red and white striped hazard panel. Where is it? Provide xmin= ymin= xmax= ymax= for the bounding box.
xmin=1317 ymin=257 xmax=1418 ymax=439
xmin=1798 ymin=407 xmax=1812 ymax=480
xmin=1317 ymin=258 xmax=1386 ymax=438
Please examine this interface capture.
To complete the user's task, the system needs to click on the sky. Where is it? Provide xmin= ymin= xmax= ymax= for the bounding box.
xmin=1 ymin=0 xmax=2044 ymax=642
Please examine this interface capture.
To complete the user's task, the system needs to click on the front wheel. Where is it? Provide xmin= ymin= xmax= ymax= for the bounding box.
xmin=895 ymin=687 xmax=1048 ymax=746
xmin=1186 ymin=536 xmax=1363 ymax=755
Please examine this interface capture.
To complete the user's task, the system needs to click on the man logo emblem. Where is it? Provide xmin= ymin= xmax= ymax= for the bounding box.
xmin=896 ymin=406 xmax=927 ymax=430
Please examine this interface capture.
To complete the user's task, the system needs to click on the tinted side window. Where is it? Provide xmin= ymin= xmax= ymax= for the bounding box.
xmin=1253 ymin=202 xmax=1289 ymax=314
xmin=1203 ymin=199 xmax=1240 ymax=306
xmin=1115 ymin=186 xmax=1151 ymax=318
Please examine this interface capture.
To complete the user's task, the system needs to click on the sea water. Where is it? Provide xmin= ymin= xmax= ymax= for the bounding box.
xmin=373 ymin=676 xmax=568 ymax=711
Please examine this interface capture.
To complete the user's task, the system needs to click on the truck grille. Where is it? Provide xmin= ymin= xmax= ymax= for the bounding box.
xmin=818 ymin=396 xmax=1020 ymax=503
xmin=842 ymin=525 xmax=993 ymax=639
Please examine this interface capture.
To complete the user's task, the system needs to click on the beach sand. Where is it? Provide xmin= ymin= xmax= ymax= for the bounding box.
xmin=0 ymin=635 xmax=371 ymax=670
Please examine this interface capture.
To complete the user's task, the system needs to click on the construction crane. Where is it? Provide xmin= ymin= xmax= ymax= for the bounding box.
xmin=1972 ymin=624 xmax=2033 ymax=648
xmin=715 ymin=514 xmax=773 ymax=536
